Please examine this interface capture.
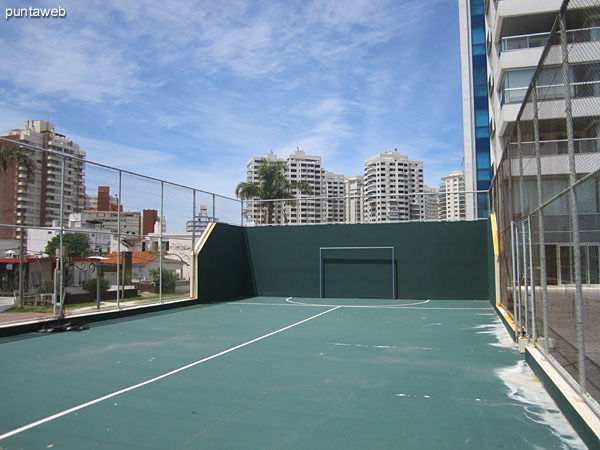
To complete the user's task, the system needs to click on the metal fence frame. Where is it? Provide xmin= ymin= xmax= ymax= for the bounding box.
xmin=0 ymin=136 xmax=242 ymax=319
xmin=490 ymin=0 xmax=600 ymax=416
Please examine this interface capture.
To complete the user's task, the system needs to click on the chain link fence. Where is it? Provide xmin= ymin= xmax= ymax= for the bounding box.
xmin=491 ymin=0 xmax=600 ymax=415
xmin=0 ymin=137 xmax=242 ymax=323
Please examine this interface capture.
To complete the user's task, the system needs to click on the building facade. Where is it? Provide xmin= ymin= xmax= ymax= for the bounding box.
xmin=422 ymin=185 xmax=439 ymax=222
xmin=0 ymin=120 xmax=86 ymax=240
xmin=323 ymin=171 xmax=345 ymax=223
xmin=344 ymin=175 xmax=364 ymax=224
xmin=438 ymin=170 xmax=466 ymax=221
xmin=186 ymin=205 xmax=214 ymax=234
xmin=487 ymin=0 xmax=600 ymax=287
xmin=363 ymin=151 xmax=424 ymax=223
xmin=244 ymin=149 xmax=330 ymax=225
xmin=459 ymin=0 xmax=492 ymax=219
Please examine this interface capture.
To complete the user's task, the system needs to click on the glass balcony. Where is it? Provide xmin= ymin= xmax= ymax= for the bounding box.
xmin=510 ymin=137 xmax=600 ymax=157
xmin=502 ymin=80 xmax=600 ymax=105
xmin=501 ymin=27 xmax=600 ymax=53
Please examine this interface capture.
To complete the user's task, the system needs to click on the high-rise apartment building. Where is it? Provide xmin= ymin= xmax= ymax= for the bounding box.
xmin=344 ymin=175 xmax=364 ymax=224
xmin=323 ymin=171 xmax=345 ymax=223
xmin=186 ymin=205 xmax=214 ymax=233
xmin=484 ymin=0 xmax=598 ymax=164
xmin=459 ymin=0 xmax=599 ymax=219
xmin=363 ymin=151 xmax=424 ymax=223
xmin=422 ymin=185 xmax=439 ymax=222
xmin=85 ymin=186 xmax=119 ymax=211
xmin=0 ymin=120 xmax=86 ymax=240
xmin=245 ymin=149 xmax=333 ymax=225
xmin=459 ymin=0 xmax=492 ymax=220
xmin=438 ymin=170 xmax=466 ymax=221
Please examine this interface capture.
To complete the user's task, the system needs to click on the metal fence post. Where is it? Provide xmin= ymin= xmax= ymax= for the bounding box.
xmin=533 ymin=83 xmax=549 ymax=352
xmin=58 ymin=154 xmax=66 ymax=319
xmin=521 ymin=221 xmax=530 ymax=338
xmin=159 ymin=181 xmax=164 ymax=304
xmin=117 ymin=170 xmax=121 ymax=309
xmin=527 ymin=218 xmax=536 ymax=343
xmin=192 ymin=189 xmax=196 ymax=252
xmin=560 ymin=11 xmax=586 ymax=395
xmin=212 ymin=193 xmax=216 ymax=223
xmin=511 ymin=222 xmax=519 ymax=337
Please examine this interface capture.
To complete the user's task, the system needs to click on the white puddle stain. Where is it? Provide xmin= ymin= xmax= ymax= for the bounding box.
xmin=478 ymin=317 xmax=586 ymax=449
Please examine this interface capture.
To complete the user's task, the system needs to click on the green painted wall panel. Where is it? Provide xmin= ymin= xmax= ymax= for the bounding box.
xmin=245 ymin=221 xmax=490 ymax=300
xmin=196 ymin=221 xmax=491 ymax=301
xmin=196 ymin=223 xmax=254 ymax=302
xmin=322 ymin=248 xmax=395 ymax=298
xmin=488 ymin=219 xmax=497 ymax=305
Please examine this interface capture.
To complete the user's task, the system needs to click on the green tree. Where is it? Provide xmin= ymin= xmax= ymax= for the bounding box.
xmin=149 ymin=268 xmax=177 ymax=293
xmin=45 ymin=233 xmax=92 ymax=258
xmin=235 ymin=159 xmax=312 ymax=224
xmin=82 ymin=278 xmax=109 ymax=293
xmin=0 ymin=141 xmax=35 ymax=183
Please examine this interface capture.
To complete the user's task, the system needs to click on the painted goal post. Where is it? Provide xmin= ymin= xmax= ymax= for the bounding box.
xmin=319 ymin=246 xmax=396 ymax=299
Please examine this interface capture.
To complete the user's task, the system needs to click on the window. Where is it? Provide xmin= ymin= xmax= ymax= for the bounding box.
xmin=477 ymin=152 xmax=491 ymax=169
xmin=476 ymin=126 xmax=490 ymax=138
xmin=473 ymin=44 xmax=486 ymax=56
xmin=474 ymin=68 xmax=487 ymax=85
xmin=475 ymin=109 xmax=489 ymax=127
xmin=472 ymin=28 xmax=485 ymax=45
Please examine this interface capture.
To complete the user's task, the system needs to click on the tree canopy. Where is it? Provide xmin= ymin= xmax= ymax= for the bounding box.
xmin=45 ymin=233 xmax=92 ymax=258
xmin=235 ymin=159 xmax=312 ymax=224
xmin=0 ymin=141 xmax=35 ymax=183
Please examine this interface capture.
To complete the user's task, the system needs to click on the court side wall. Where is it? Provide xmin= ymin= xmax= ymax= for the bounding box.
xmin=245 ymin=221 xmax=491 ymax=300
xmin=196 ymin=223 xmax=254 ymax=302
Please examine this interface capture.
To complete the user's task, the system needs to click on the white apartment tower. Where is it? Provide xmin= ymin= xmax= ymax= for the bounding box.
xmin=485 ymin=0 xmax=599 ymax=165
xmin=244 ymin=149 xmax=329 ymax=225
xmin=323 ymin=171 xmax=345 ymax=223
xmin=438 ymin=170 xmax=466 ymax=221
xmin=422 ymin=185 xmax=439 ymax=222
xmin=363 ymin=151 xmax=424 ymax=223
xmin=0 ymin=120 xmax=86 ymax=241
xmin=460 ymin=0 xmax=600 ymax=218
xmin=285 ymin=149 xmax=324 ymax=224
xmin=344 ymin=175 xmax=364 ymax=224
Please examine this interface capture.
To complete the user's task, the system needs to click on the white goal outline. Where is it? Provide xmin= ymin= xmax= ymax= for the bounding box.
xmin=319 ymin=246 xmax=396 ymax=299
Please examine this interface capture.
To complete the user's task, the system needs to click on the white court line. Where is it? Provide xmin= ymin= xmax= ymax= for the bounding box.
xmin=234 ymin=299 xmax=490 ymax=311
xmin=0 ymin=306 xmax=340 ymax=442
xmin=285 ymin=297 xmax=432 ymax=309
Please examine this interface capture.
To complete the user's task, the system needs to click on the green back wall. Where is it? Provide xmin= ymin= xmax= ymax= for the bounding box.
xmin=244 ymin=221 xmax=490 ymax=300
xmin=196 ymin=223 xmax=254 ymax=302
xmin=197 ymin=221 xmax=491 ymax=301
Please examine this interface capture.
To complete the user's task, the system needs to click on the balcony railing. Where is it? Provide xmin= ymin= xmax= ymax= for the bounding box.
xmin=500 ymin=26 xmax=600 ymax=53
xmin=510 ymin=137 xmax=599 ymax=156
xmin=502 ymin=80 xmax=600 ymax=105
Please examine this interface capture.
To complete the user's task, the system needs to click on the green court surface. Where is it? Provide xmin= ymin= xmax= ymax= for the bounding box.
xmin=0 ymin=297 xmax=584 ymax=449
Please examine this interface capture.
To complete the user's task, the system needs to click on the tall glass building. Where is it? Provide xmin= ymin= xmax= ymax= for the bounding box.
xmin=459 ymin=0 xmax=491 ymax=219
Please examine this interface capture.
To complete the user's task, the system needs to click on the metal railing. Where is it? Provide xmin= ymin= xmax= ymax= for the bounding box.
xmin=502 ymin=80 xmax=600 ymax=105
xmin=501 ymin=26 xmax=600 ymax=53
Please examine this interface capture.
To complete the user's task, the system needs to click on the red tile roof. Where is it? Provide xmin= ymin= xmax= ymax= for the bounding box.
xmin=102 ymin=252 xmax=161 ymax=266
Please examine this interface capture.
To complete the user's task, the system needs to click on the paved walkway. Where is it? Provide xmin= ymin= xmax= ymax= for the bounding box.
xmin=0 ymin=312 xmax=52 ymax=324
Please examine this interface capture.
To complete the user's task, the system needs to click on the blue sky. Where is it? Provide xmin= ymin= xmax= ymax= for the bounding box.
xmin=1 ymin=0 xmax=464 ymax=200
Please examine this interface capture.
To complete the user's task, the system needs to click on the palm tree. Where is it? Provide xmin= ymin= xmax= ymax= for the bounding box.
xmin=0 ymin=141 xmax=35 ymax=183
xmin=236 ymin=159 xmax=312 ymax=225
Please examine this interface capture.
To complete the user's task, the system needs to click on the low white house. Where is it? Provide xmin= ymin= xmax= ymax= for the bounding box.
xmin=101 ymin=252 xmax=184 ymax=283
